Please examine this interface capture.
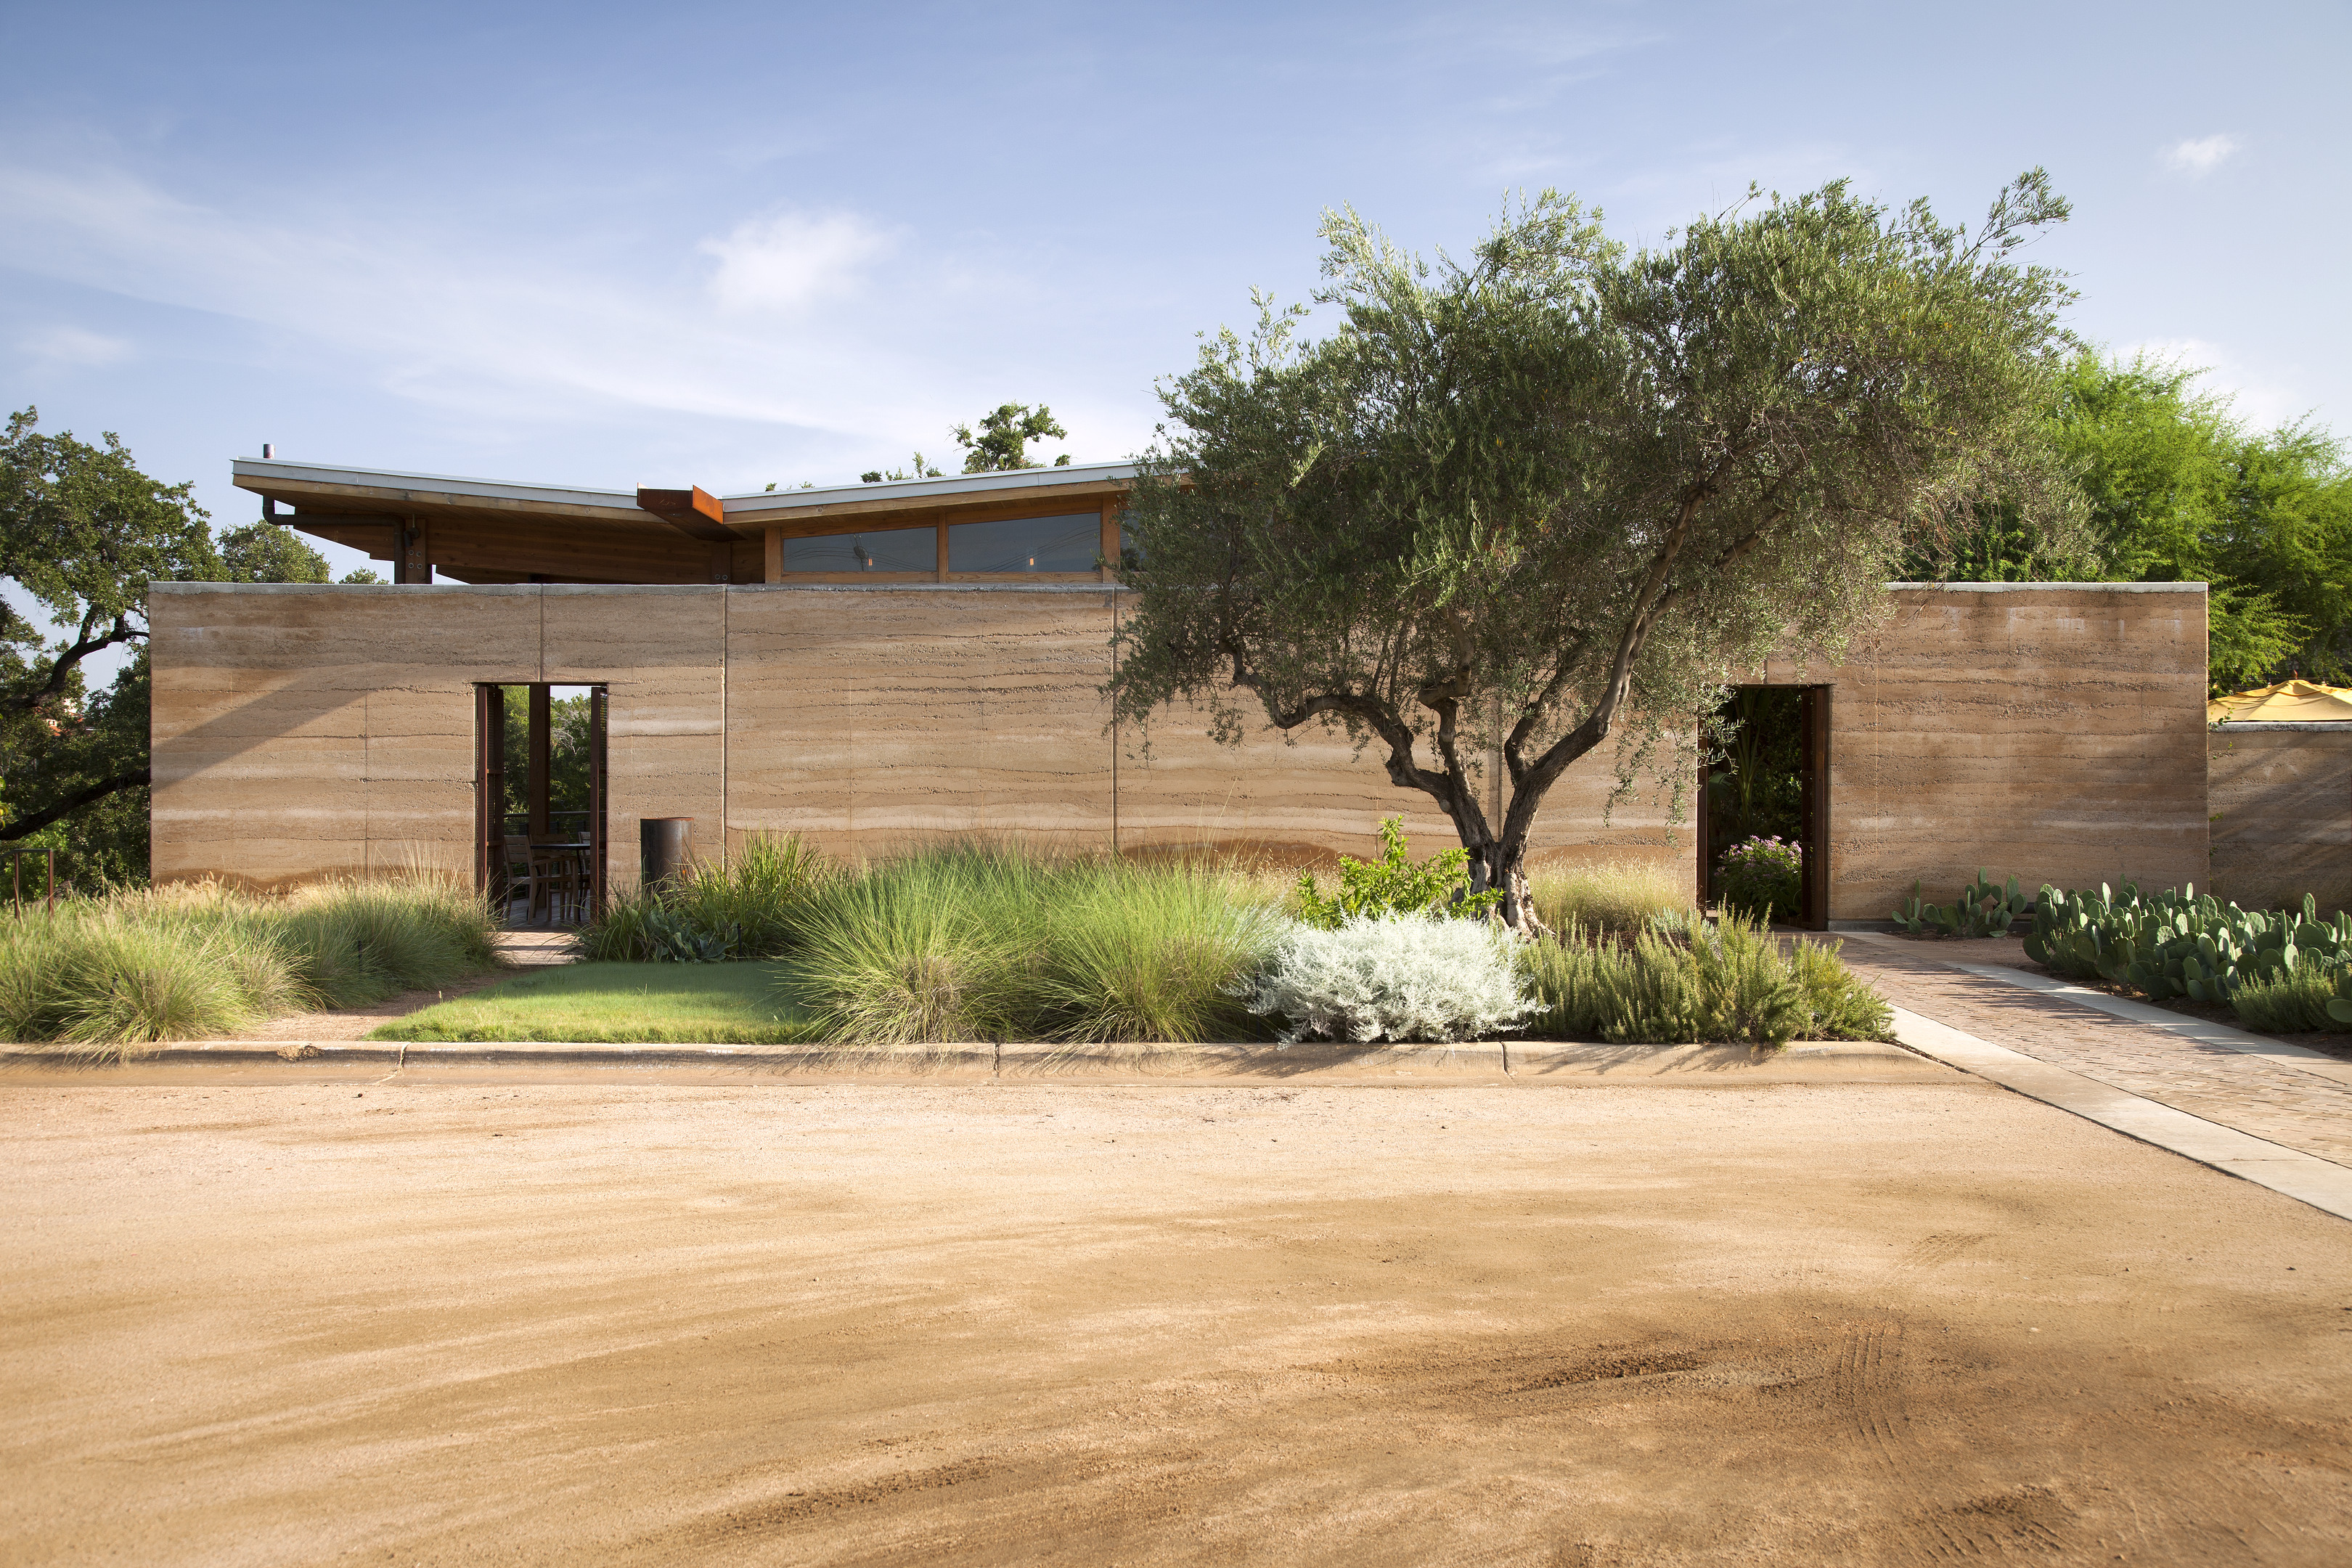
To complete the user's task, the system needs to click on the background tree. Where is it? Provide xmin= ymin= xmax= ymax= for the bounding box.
xmin=1914 ymin=353 xmax=2352 ymax=693
xmin=860 ymin=452 xmax=945 ymax=483
xmin=1 ymin=409 xmax=334 ymax=881
xmin=951 ymin=403 xmax=1073 ymax=473
xmin=1112 ymin=176 xmax=2075 ymax=928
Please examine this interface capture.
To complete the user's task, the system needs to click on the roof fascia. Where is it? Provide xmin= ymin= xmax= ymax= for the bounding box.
xmin=231 ymin=457 xmax=1139 ymax=535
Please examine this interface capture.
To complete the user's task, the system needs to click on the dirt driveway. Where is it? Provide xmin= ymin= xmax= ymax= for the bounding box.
xmin=4 ymin=1075 xmax=2349 ymax=1565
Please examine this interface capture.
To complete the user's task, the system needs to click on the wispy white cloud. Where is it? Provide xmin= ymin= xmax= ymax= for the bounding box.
xmin=2163 ymin=134 xmax=2241 ymax=177
xmin=699 ymin=211 xmax=894 ymax=313
xmin=19 ymin=323 xmax=132 ymax=366
xmin=0 ymin=155 xmax=1145 ymax=473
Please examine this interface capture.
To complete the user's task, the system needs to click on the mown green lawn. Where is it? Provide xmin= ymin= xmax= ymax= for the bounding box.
xmin=369 ymin=962 xmax=825 ymax=1044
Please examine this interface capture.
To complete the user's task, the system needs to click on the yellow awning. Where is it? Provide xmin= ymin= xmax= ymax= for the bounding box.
xmin=2208 ymin=679 xmax=2352 ymax=723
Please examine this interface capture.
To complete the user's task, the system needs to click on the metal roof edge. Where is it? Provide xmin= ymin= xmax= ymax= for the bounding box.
xmin=230 ymin=459 xmax=643 ymax=513
xmin=720 ymin=462 xmax=1137 ymax=515
xmin=229 ymin=457 xmax=1138 ymax=521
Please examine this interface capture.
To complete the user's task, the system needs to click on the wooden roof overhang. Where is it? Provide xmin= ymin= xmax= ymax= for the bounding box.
xmin=229 ymin=460 xmax=1138 ymax=585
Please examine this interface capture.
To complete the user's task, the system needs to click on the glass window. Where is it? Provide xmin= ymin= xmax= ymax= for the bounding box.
xmin=947 ymin=513 xmax=1101 ymax=574
xmin=781 ymin=526 xmax=935 ymax=573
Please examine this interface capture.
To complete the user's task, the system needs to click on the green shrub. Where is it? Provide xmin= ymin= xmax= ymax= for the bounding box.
xmin=1592 ymin=925 xmax=1706 ymax=1045
xmin=1295 ymin=817 xmax=1498 ymax=928
xmin=578 ymin=833 xmax=830 ymax=961
xmin=1691 ymin=914 xmax=1809 ymax=1045
xmin=2229 ymin=966 xmax=2346 ymax=1034
xmin=1785 ymin=937 xmax=1897 ymax=1040
xmin=1715 ymin=836 xmax=1801 ymax=922
xmin=1519 ymin=912 xmax=1891 ymax=1048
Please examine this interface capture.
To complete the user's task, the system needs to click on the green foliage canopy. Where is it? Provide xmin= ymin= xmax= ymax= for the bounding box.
xmin=1915 ymin=354 xmax=2352 ymax=694
xmin=1112 ymin=176 xmax=2076 ymax=927
xmin=1 ymin=407 xmax=333 ymax=877
xmin=951 ymin=403 xmax=1072 ymax=473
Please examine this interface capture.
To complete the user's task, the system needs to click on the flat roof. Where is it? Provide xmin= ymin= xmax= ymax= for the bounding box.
xmin=229 ymin=457 xmax=1139 ymax=527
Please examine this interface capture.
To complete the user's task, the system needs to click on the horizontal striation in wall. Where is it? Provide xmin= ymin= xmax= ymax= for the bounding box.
xmin=2208 ymin=726 xmax=2352 ymax=915
xmin=1800 ymin=587 xmax=2209 ymax=920
xmin=149 ymin=581 xmax=2207 ymax=915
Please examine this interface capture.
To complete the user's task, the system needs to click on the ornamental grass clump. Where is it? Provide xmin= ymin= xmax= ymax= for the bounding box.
xmin=780 ymin=841 xmax=1281 ymax=1045
xmin=1236 ymin=912 xmax=1540 ymax=1044
xmin=1527 ymin=859 xmax=1692 ymax=936
xmin=579 ymin=833 xmax=831 ymax=962
xmin=1518 ymin=912 xmax=1892 ymax=1048
xmin=0 ymin=874 xmax=497 ymax=1050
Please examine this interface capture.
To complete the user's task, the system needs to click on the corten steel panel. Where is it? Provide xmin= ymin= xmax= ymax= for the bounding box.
xmin=724 ymin=587 xmax=1116 ymax=859
xmin=542 ymin=587 xmax=727 ymax=896
xmin=2208 ymin=727 xmax=2352 ymax=915
xmin=1751 ymin=585 xmax=2210 ymax=921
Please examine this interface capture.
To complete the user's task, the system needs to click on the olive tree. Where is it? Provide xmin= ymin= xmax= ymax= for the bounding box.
xmin=1111 ymin=175 xmax=2075 ymax=928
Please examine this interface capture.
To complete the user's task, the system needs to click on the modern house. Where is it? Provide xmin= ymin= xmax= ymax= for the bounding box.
xmin=147 ymin=457 xmax=2229 ymax=926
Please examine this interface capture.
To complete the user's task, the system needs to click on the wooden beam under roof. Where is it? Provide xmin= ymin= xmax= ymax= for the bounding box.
xmin=634 ymin=485 xmax=734 ymax=543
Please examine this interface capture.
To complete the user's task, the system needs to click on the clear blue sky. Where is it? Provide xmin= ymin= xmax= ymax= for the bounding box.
xmin=3 ymin=0 xmax=2346 ymax=585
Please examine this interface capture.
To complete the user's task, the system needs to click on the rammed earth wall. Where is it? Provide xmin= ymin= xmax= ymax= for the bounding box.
xmin=2208 ymin=722 xmax=2352 ymax=915
xmin=150 ymin=581 xmax=2213 ymax=920
xmin=1757 ymin=581 xmax=2212 ymax=920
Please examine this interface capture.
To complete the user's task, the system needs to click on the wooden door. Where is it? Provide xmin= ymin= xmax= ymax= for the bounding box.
xmin=587 ymin=685 xmax=608 ymax=916
xmin=474 ymin=685 xmax=505 ymax=899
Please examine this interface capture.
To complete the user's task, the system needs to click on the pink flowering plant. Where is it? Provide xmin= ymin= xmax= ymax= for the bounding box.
xmin=1718 ymin=836 xmax=1802 ymax=921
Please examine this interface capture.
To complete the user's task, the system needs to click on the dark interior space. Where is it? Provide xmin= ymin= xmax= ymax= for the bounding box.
xmin=1704 ymin=687 xmax=1805 ymax=902
xmin=475 ymin=684 xmax=606 ymax=928
xmin=1699 ymin=685 xmax=1830 ymax=927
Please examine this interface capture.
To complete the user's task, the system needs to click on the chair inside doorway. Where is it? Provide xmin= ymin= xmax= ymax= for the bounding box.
xmin=473 ymin=684 xmax=608 ymax=928
xmin=1697 ymin=685 xmax=1832 ymax=929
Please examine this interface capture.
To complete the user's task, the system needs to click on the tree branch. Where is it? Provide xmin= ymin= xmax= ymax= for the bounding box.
xmin=0 ymin=611 xmax=141 ymax=716
xmin=0 ymin=767 xmax=150 ymax=841
xmin=1228 ymin=650 xmax=1452 ymax=799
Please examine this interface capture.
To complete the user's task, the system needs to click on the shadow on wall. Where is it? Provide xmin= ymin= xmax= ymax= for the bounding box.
xmin=2208 ymin=725 xmax=2352 ymax=917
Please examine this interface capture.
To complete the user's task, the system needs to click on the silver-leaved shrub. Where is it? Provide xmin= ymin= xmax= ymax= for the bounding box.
xmin=1237 ymin=912 xmax=1542 ymax=1044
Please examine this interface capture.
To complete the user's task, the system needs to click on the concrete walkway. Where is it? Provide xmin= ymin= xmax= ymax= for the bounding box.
xmin=1837 ymin=931 xmax=2352 ymax=1219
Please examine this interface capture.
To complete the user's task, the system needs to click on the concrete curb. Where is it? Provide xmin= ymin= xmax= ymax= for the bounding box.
xmin=1887 ymin=1005 xmax=2352 ymax=1223
xmin=0 ymin=1037 xmax=1956 ymax=1085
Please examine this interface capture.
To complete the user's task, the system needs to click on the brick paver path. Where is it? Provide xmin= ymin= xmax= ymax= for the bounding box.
xmin=1833 ymin=935 xmax=2352 ymax=1169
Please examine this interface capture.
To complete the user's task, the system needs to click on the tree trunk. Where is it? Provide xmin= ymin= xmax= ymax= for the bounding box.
xmin=1465 ymin=835 xmax=1538 ymax=934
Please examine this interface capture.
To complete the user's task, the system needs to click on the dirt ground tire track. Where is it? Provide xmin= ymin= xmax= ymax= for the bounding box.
xmin=6 ymin=1081 xmax=2352 ymax=1565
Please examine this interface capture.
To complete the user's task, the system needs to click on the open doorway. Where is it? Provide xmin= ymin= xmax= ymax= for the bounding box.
xmin=1696 ymin=685 xmax=1832 ymax=928
xmin=474 ymin=684 xmax=607 ymax=927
